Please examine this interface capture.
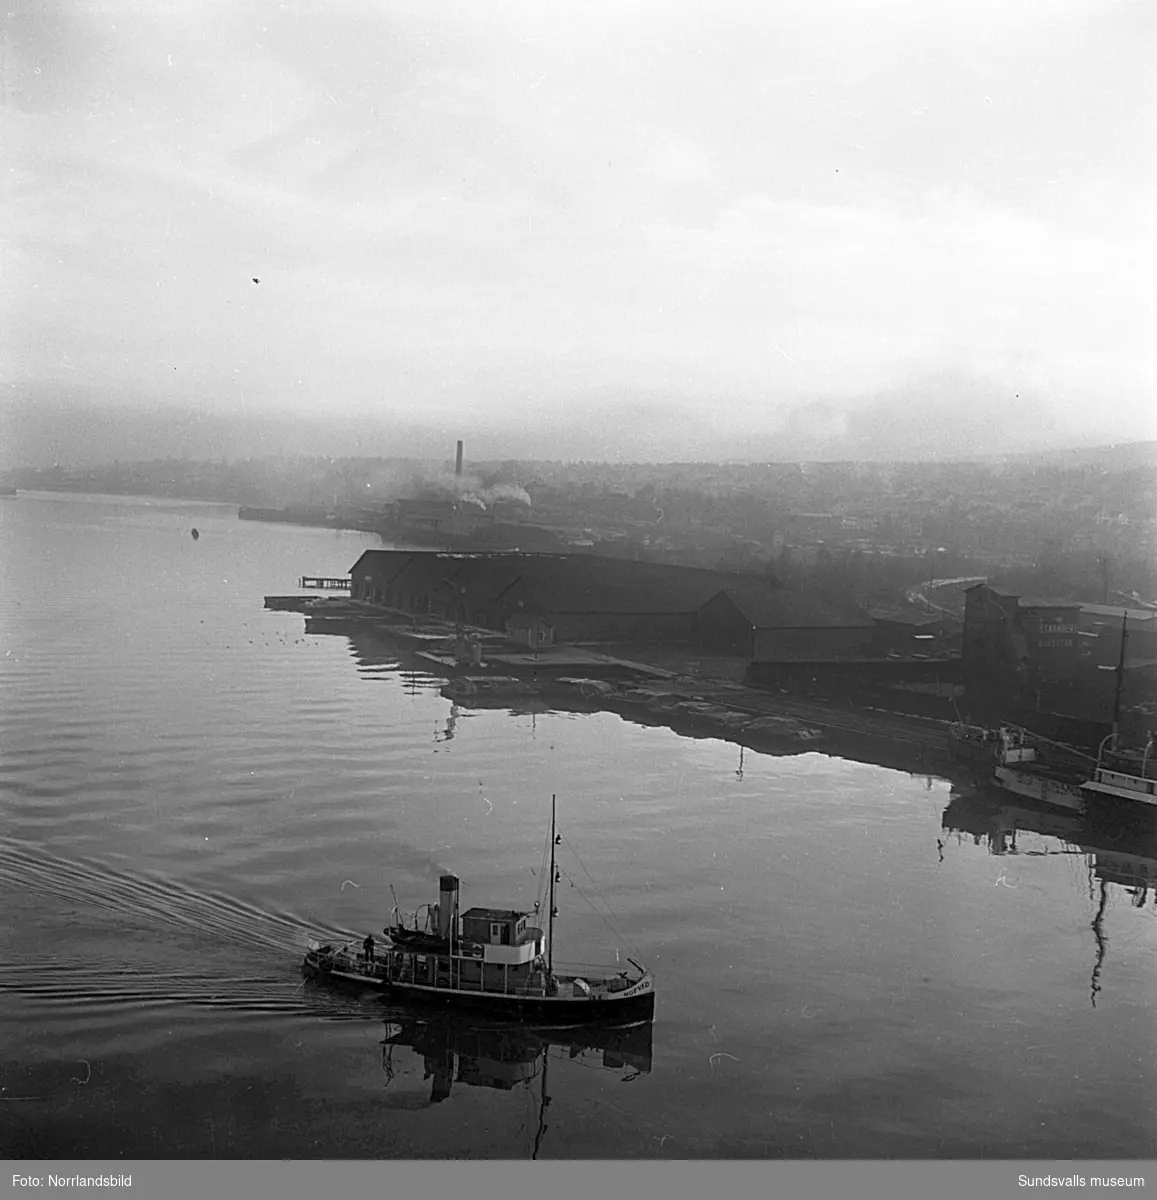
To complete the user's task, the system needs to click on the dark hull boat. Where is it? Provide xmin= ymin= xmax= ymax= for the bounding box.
xmin=303 ymin=796 xmax=656 ymax=1022
xmin=301 ymin=946 xmax=655 ymax=1021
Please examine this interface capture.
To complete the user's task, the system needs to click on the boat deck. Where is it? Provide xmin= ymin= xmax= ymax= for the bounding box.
xmin=312 ymin=946 xmax=636 ymax=1000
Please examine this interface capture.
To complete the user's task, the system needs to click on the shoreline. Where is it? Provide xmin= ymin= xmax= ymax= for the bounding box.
xmin=270 ymin=594 xmax=968 ymax=779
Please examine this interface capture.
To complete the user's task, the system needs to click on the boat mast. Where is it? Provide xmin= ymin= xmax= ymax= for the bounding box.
xmin=547 ymin=794 xmax=558 ymax=977
xmin=1111 ymin=612 xmax=1128 ymax=751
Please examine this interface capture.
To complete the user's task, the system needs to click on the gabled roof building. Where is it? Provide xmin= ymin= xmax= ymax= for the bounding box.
xmin=695 ymin=587 xmax=876 ymax=661
xmin=348 ymin=549 xmax=788 ymax=644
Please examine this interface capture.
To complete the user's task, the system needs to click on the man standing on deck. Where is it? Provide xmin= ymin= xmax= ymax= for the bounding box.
xmin=364 ymin=933 xmax=375 ymax=965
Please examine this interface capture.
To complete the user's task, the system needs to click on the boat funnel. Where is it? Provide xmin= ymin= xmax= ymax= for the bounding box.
xmin=438 ymin=874 xmax=459 ymax=939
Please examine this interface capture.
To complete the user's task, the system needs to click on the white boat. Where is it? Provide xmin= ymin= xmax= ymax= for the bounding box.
xmin=1083 ymin=768 xmax=1157 ymax=806
xmin=1081 ymin=733 xmax=1157 ymax=808
xmin=990 ymin=727 xmax=1087 ymax=813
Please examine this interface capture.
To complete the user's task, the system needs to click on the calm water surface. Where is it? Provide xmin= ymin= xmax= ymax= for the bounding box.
xmin=1 ymin=493 xmax=1154 ymax=1158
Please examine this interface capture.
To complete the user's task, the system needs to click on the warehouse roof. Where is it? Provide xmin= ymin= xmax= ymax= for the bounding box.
xmin=349 ymin=549 xmax=785 ymax=615
xmin=868 ymin=606 xmax=944 ymax=627
xmin=964 ymin=583 xmax=1081 ymax=610
xmin=1080 ymin=603 xmax=1157 ymax=623
xmin=708 ymin=587 xmax=874 ymax=629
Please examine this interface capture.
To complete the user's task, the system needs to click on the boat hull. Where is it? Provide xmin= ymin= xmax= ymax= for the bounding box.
xmin=992 ymin=765 xmax=1085 ymax=813
xmin=1081 ymin=773 xmax=1157 ymax=808
xmin=302 ymin=953 xmax=656 ymax=1022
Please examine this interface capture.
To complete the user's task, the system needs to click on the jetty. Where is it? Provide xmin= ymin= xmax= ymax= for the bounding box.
xmin=299 ymin=576 xmax=350 ymax=590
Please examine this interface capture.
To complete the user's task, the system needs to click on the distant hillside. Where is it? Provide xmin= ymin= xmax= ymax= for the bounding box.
xmin=2 ymin=383 xmax=1151 ymax=471
xmin=0 ymin=390 xmax=456 ymax=470
xmin=1005 ymin=442 xmax=1157 ymax=469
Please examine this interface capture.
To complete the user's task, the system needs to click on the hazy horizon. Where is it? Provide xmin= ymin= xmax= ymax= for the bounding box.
xmin=6 ymin=390 xmax=1155 ymax=472
xmin=5 ymin=1 xmax=1155 ymax=465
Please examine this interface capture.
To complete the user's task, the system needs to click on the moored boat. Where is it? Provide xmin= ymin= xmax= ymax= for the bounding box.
xmin=1083 ymin=767 xmax=1157 ymax=807
xmin=947 ymin=721 xmax=1000 ymax=764
xmin=949 ymin=722 xmax=1089 ymax=812
xmin=303 ymin=796 xmax=655 ymax=1022
xmin=990 ymin=726 xmax=1087 ymax=812
xmin=1081 ymin=733 xmax=1157 ymax=809
xmin=1078 ymin=613 xmax=1157 ymax=809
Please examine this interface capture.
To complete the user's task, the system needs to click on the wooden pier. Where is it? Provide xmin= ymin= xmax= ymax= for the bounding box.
xmin=299 ymin=576 xmax=350 ymax=590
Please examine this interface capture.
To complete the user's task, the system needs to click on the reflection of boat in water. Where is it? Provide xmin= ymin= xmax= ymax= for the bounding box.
xmin=942 ymin=786 xmax=1157 ymax=892
xmin=378 ymin=1009 xmax=652 ymax=1156
xmin=380 ymin=1009 xmax=653 ymax=1102
xmin=942 ymin=786 xmax=1157 ymax=1004
xmin=304 ymin=796 xmax=656 ymax=1021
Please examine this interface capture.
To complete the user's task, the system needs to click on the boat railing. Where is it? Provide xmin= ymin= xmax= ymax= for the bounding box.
xmin=385 ymin=955 xmax=554 ymax=997
xmin=551 ymin=959 xmax=639 ymax=978
xmin=1094 ymin=732 xmax=1116 ymax=773
xmin=381 ymin=951 xmax=644 ymax=997
xmin=998 ymin=745 xmax=1038 ymax=765
xmin=1093 ymin=769 xmax=1157 ymax=796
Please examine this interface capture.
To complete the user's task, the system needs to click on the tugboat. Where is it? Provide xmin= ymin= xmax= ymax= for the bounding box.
xmin=303 ymin=796 xmax=655 ymax=1021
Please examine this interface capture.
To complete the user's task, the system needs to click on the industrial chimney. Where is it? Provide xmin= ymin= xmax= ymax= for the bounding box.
xmin=437 ymin=874 xmax=459 ymax=940
xmin=455 ymin=440 xmax=464 ymax=477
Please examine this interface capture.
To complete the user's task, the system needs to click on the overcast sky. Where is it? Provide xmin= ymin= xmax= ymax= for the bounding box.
xmin=4 ymin=0 xmax=1155 ymax=462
